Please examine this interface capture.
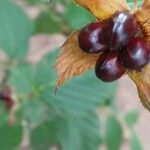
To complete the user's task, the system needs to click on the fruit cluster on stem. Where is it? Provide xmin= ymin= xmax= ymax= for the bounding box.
xmin=78 ymin=11 xmax=150 ymax=82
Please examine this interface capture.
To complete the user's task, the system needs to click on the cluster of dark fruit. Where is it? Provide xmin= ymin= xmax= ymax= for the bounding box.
xmin=78 ymin=11 xmax=150 ymax=82
xmin=0 ymin=87 xmax=14 ymax=109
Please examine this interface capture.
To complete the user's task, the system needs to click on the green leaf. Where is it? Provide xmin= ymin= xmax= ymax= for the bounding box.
xmin=8 ymin=49 xmax=117 ymax=149
xmin=30 ymin=122 xmax=56 ymax=150
xmin=131 ymin=132 xmax=143 ymax=150
xmin=9 ymin=50 xmax=117 ymax=118
xmin=0 ymin=0 xmax=33 ymax=58
xmin=35 ymin=11 xmax=62 ymax=34
xmin=8 ymin=50 xmax=57 ymax=95
xmin=31 ymin=112 xmax=101 ymax=150
xmin=124 ymin=110 xmax=139 ymax=128
xmin=105 ymin=115 xmax=123 ymax=150
xmin=0 ymin=123 xmax=23 ymax=150
xmin=44 ymin=73 xmax=117 ymax=116
xmin=9 ymin=63 xmax=34 ymax=94
xmin=23 ymin=98 xmax=51 ymax=125
xmin=27 ymin=0 xmax=43 ymax=5
xmin=33 ymin=49 xmax=57 ymax=86
xmin=0 ymin=101 xmax=9 ymax=124
xmin=63 ymin=2 xmax=95 ymax=30
xmin=27 ymin=0 xmax=71 ymax=7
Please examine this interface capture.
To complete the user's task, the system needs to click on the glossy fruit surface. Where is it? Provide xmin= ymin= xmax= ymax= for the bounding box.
xmin=121 ymin=37 xmax=150 ymax=70
xmin=78 ymin=12 xmax=140 ymax=53
xmin=109 ymin=11 xmax=139 ymax=50
xmin=78 ymin=22 xmax=110 ymax=53
xmin=95 ymin=51 xmax=126 ymax=82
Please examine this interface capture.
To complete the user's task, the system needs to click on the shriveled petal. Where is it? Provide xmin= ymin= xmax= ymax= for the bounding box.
xmin=74 ymin=0 xmax=129 ymax=20
xmin=129 ymin=64 xmax=150 ymax=111
xmin=55 ymin=31 xmax=99 ymax=87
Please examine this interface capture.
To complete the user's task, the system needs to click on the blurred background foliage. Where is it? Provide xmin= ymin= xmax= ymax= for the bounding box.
xmin=0 ymin=0 xmax=144 ymax=150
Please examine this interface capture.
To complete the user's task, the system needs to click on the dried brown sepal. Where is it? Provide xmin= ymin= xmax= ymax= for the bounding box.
xmin=55 ymin=31 xmax=99 ymax=87
xmin=128 ymin=64 xmax=150 ymax=111
xmin=74 ymin=0 xmax=129 ymax=20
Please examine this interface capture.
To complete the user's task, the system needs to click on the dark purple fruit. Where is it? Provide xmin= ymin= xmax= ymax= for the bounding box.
xmin=78 ymin=12 xmax=140 ymax=53
xmin=109 ymin=11 xmax=140 ymax=50
xmin=0 ymin=87 xmax=14 ymax=109
xmin=0 ymin=88 xmax=12 ymax=101
xmin=121 ymin=37 xmax=150 ymax=70
xmin=78 ymin=22 xmax=110 ymax=53
xmin=95 ymin=51 xmax=126 ymax=82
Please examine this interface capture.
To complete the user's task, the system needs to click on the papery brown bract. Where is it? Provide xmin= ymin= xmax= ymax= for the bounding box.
xmin=55 ymin=31 xmax=99 ymax=87
xmin=129 ymin=64 xmax=150 ymax=110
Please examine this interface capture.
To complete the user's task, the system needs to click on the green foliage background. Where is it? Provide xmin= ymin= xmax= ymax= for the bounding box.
xmin=0 ymin=0 xmax=143 ymax=150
